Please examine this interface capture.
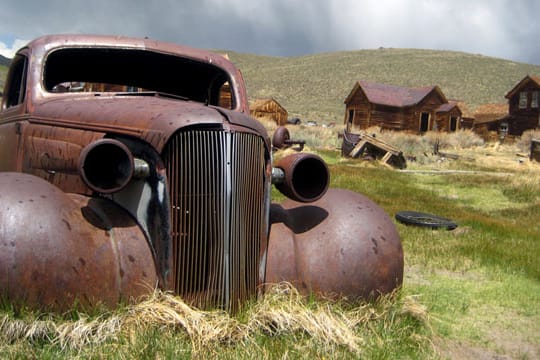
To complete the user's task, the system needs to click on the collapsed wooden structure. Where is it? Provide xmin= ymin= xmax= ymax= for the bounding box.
xmin=342 ymin=131 xmax=406 ymax=169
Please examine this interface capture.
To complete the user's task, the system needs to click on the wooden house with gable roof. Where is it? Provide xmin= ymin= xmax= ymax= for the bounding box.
xmin=435 ymin=100 xmax=462 ymax=132
xmin=344 ymin=81 xmax=461 ymax=133
xmin=503 ymin=75 xmax=540 ymax=135
xmin=249 ymin=98 xmax=288 ymax=125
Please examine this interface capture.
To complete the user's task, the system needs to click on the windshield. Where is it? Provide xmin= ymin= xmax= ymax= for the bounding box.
xmin=43 ymin=47 xmax=234 ymax=109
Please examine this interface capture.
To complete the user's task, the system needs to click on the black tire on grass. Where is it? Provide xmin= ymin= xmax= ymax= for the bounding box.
xmin=395 ymin=211 xmax=458 ymax=230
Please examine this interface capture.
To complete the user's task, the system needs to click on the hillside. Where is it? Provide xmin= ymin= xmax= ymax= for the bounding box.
xmin=0 ymin=55 xmax=9 ymax=67
xmin=2 ymin=48 xmax=540 ymax=123
xmin=228 ymin=48 xmax=540 ymax=124
xmin=0 ymin=55 xmax=9 ymax=92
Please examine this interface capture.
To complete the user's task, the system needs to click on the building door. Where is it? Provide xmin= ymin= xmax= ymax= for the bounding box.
xmin=347 ymin=109 xmax=354 ymax=132
xmin=420 ymin=112 xmax=430 ymax=132
xmin=450 ymin=117 xmax=458 ymax=132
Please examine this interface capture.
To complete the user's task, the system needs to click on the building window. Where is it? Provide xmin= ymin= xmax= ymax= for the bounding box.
xmin=519 ymin=91 xmax=528 ymax=109
xmin=532 ymin=91 xmax=539 ymax=108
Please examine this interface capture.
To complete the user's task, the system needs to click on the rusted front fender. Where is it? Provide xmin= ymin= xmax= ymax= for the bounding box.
xmin=0 ymin=172 xmax=158 ymax=310
xmin=266 ymin=188 xmax=403 ymax=300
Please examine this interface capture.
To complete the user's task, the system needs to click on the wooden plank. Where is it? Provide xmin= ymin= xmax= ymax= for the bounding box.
xmin=349 ymin=139 xmax=368 ymax=157
xmin=381 ymin=151 xmax=392 ymax=164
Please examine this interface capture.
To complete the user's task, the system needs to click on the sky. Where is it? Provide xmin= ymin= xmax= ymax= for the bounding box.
xmin=0 ymin=0 xmax=538 ymax=65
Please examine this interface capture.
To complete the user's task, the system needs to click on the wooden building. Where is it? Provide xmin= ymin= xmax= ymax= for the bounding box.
xmin=344 ymin=81 xmax=461 ymax=133
xmin=503 ymin=75 xmax=540 ymax=135
xmin=250 ymin=98 xmax=288 ymax=125
xmin=435 ymin=101 xmax=462 ymax=132
xmin=457 ymin=101 xmax=475 ymax=129
xmin=472 ymin=104 xmax=508 ymax=141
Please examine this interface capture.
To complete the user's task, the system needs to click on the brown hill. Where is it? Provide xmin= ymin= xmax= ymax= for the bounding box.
xmin=228 ymin=48 xmax=540 ymax=124
xmin=2 ymin=48 xmax=540 ymax=124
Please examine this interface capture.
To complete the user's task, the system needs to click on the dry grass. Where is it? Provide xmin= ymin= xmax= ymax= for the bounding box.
xmin=0 ymin=313 xmax=122 ymax=350
xmin=247 ymin=284 xmax=364 ymax=353
xmin=126 ymin=291 xmax=244 ymax=352
xmin=257 ymin=116 xmax=343 ymax=150
xmin=0 ymin=284 xmax=430 ymax=357
xmin=360 ymin=127 xmax=485 ymax=154
xmin=517 ymin=129 xmax=540 ymax=152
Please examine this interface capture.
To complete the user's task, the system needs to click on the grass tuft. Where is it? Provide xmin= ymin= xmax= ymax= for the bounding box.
xmin=248 ymin=283 xmax=364 ymax=354
xmin=0 ymin=284 xmax=434 ymax=358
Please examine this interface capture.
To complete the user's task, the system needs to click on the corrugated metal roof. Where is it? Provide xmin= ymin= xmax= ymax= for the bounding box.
xmin=352 ymin=81 xmax=439 ymax=107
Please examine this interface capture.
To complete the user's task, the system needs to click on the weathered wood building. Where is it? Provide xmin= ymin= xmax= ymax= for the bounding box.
xmin=344 ymin=81 xmax=461 ymax=133
xmin=249 ymin=98 xmax=288 ymax=125
xmin=435 ymin=101 xmax=462 ymax=132
xmin=457 ymin=101 xmax=475 ymax=129
xmin=503 ymin=75 xmax=540 ymax=135
xmin=472 ymin=104 xmax=508 ymax=141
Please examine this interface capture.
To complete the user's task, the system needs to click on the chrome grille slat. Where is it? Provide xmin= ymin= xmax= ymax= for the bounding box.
xmin=164 ymin=129 xmax=266 ymax=311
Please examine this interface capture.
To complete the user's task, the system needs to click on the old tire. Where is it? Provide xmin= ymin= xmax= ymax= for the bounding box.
xmin=395 ymin=211 xmax=457 ymax=230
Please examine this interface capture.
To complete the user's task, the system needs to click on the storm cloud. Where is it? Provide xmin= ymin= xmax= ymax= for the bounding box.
xmin=0 ymin=0 xmax=538 ymax=64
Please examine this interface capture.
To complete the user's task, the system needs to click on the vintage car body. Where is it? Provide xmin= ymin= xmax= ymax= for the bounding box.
xmin=0 ymin=35 xmax=403 ymax=311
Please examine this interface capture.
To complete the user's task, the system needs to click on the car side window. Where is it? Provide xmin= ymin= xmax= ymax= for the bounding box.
xmin=3 ymin=54 xmax=28 ymax=109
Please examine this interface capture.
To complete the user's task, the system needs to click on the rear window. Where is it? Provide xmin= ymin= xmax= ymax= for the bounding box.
xmin=43 ymin=48 xmax=234 ymax=109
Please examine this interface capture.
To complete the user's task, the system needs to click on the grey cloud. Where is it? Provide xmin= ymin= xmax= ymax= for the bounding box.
xmin=0 ymin=0 xmax=539 ymax=64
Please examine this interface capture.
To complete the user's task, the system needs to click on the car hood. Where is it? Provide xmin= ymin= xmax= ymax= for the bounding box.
xmin=31 ymin=95 xmax=270 ymax=151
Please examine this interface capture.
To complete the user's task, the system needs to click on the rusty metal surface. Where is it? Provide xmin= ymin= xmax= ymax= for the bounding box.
xmin=272 ymin=126 xmax=305 ymax=151
xmin=0 ymin=35 xmax=404 ymax=313
xmin=0 ymin=35 xmax=276 ymax=312
xmin=273 ymin=152 xmax=329 ymax=203
xmin=1 ymin=34 xmax=270 ymax=156
xmin=0 ymin=172 xmax=158 ymax=310
xmin=79 ymin=138 xmax=135 ymax=193
xmin=266 ymin=188 xmax=403 ymax=300
xmin=23 ymin=34 xmax=250 ymax=114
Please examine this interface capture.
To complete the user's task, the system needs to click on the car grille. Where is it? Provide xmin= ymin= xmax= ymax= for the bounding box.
xmin=163 ymin=129 xmax=267 ymax=311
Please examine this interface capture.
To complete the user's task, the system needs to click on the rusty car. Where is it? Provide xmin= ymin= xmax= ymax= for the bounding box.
xmin=0 ymin=35 xmax=403 ymax=312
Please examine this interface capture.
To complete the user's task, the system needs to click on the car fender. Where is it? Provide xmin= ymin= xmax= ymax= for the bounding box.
xmin=0 ymin=172 xmax=158 ymax=310
xmin=266 ymin=188 xmax=403 ymax=300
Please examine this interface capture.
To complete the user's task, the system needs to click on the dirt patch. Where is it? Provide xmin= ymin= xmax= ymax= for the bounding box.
xmin=435 ymin=329 xmax=539 ymax=360
xmin=484 ymin=321 xmax=540 ymax=359
xmin=435 ymin=338 xmax=512 ymax=360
